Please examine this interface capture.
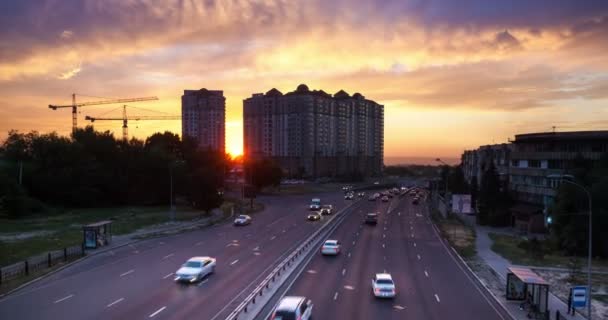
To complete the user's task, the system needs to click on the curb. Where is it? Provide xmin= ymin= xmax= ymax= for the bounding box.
xmin=430 ymin=222 xmax=517 ymax=320
xmin=0 ymin=215 xmax=225 ymax=299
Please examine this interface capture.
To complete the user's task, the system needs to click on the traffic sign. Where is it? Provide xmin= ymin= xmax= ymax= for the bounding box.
xmin=572 ymin=286 xmax=587 ymax=308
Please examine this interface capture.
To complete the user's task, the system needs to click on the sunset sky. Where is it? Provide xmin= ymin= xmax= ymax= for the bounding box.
xmin=1 ymin=1 xmax=607 ymax=160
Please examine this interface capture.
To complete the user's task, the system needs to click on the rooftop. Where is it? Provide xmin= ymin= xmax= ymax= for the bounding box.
xmin=514 ymin=130 xmax=608 ymax=143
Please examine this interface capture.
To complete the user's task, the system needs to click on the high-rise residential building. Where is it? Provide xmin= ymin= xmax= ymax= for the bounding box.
xmin=181 ymin=88 xmax=225 ymax=153
xmin=243 ymin=84 xmax=384 ymax=178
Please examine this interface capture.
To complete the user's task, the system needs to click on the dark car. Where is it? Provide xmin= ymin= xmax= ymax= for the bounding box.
xmin=320 ymin=205 xmax=334 ymax=215
xmin=307 ymin=212 xmax=322 ymax=221
xmin=365 ymin=213 xmax=378 ymax=225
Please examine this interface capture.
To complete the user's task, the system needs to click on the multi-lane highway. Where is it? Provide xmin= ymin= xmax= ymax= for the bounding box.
xmin=0 ymin=191 xmax=360 ymax=320
xmin=277 ymin=192 xmax=511 ymax=319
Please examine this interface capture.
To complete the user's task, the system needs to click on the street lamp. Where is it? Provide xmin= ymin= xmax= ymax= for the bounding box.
xmin=548 ymin=174 xmax=593 ymax=319
xmin=436 ymin=158 xmax=449 ymax=198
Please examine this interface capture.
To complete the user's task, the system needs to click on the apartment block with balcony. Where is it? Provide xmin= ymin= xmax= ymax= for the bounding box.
xmin=243 ymin=84 xmax=384 ymax=178
xmin=181 ymin=88 xmax=226 ymax=154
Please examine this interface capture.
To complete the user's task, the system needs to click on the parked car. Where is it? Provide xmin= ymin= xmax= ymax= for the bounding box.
xmin=310 ymin=198 xmax=321 ymax=210
xmin=234 ymin=214 xmax=252 ymax=226
xmin=307 ymin=212 xmax=321 ymax=221
xmin=320 ymin=205 xmax=334 ymax=215
xmin=371 ymin=273 xmax=396 ymax=298
xmin=271 ymin=296 xmax=313 ymax=320
xmin=321 ymin=239 xmax=341 ymax=255
xmin=174 ymin=257 xmax=216 ymax=283
xmin=365 ymin=213 xmax=378 ymax=225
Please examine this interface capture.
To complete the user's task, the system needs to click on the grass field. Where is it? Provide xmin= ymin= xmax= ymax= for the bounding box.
xmin=431 ymin=211 xmax=476 ymax=258
xmin=0 ymin=206 xmax=205 ymax=266
xmin=488 ymin=233 xmax=608 ymax=269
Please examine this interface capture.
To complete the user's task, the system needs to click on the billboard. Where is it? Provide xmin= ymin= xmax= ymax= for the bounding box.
xmin=452 ymin=194 xmax=472 ymax=214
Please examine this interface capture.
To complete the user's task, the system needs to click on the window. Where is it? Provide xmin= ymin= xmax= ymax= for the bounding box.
xmin=529 ymin=160 xmax=540 ymax=168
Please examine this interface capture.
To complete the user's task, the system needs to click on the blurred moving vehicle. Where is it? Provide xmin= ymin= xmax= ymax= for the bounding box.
xmin=307 ymin=212 xmax=321 ymax=221
xmin=381 ymin=195 xmax=389 ymax=202
xmin=174 ymin=256 xmax=216 ymax=283
xmin=365 ymin=213 xmax=378 ymax=225
xmin=320 ymin=204 xmax=334 ymax=215
xmin=234 ymin=214 xmax=252 ymax=226
xmin=368 ymin=195 xmax=376 ymax=201
xmin=310 ymin=198 xmax=321 ymax=210
xmin=357 ymin=191 xmax=365 ymax=197
xmin=320 ymin=239 xmax=341 ymax=255
xmin=344 ymin=192 xmax=354 ymax=200
xmin=371 ymin=273 xmax=396 ymax=298
xmin=271 ymin=296 xmax=313 ymax=320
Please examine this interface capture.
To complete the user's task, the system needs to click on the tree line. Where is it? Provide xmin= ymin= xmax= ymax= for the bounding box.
xmin=0 ymin=127 xmax=226 ymax=218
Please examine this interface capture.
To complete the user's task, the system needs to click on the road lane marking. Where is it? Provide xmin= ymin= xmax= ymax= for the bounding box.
xmin=352 ymin=241 xmax=356 ymax=245
xmin=398 ymin=212 xmax=401 ymax=216
xmin=197 ymin=279 xmax=209 ymax=286
xmin=424 ymin=270 xmax=429 ymax=277
xmin=384 ymin=256 xmax=386 ymax=261
xmin=226 ymin=243 xmax=239 ymax=247
xmin=384 ymin=227 xmax=387 ymax=230
xmin=342 ymin=269 xmax=346 ymax=276
xmin=230 ymin=259 xmax=239 ymax=266
xmin=54 ymin=294 xmax=74 ymax=304
xmin=414 ymin=242 xmax=416 ymax=247
xmin=162 ymin=253 xmax=174 ymax=260
xmin=253 ymin=252 xmax=261 ymax=256
xmin=253 ymin=246 xmax=260 ymax=251
xmin=120 ymin=270 xmax=134 ymax=277
xmin=159 ymin=241 xmax=165 ymax=245
xmin=307 ymin=269 xmax=317 ymax=274
xmin=382 ymin=244 xmax=385 ymax=248
xmin=270 ymin=236 xmax=277 ymax=240
xmin=411 ymin=234 xmax=414 ymax=238
xmin=383 ymin=234 xmax=386 ymax=238
xmin=333 ymin=292 xmax=339 ymax=300
xmin=393 ymin=305 xmax=405 ymax=310
xmin=344 ymin=285 xmax=355 ymax=290
xmin=107 ymin=298 xmax=124 ymax=307
xmin=348 ymin=252 xmax=351 ymax=258
xmin=195 ymin=241 xmax=203 ymax=246
xmin=452 ymin=247 xmax=458 ymax=254
xmin=435 ymin=294 xmax=441 ymax=303
xmin=163 ymin=273 xmax=173 ymax=279
xmin=282 ymin=229 xmax=286 ymax=233
xmin=149 ymin=306 xmax=166 ymax=318
xmin=417 ymin=254 xmax=421 ymax=260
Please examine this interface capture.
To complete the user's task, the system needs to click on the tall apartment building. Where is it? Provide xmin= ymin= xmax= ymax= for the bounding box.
xmin=243 ymin=84 xmax=384 ymax=178
xmin=461 ymin=130 xmax=608 ymax=232
xmin=181 ymin=88 xmax=225 ymax=153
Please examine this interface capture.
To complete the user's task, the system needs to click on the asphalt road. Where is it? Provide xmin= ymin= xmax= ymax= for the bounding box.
xmin=281 ymin=194 xmax=510 ymax=320
xmin=0 ymin=191 xmax=361 ymax=320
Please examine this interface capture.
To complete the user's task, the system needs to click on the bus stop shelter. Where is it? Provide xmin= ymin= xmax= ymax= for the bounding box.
xmin=506 ymin=266 xmax=550 ymax=318
xmin=83 ymin=220 xmax=113 ymax=249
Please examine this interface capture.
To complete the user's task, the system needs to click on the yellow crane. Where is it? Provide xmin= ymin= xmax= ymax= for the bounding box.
xmin=85 ymin=105 xmax=180 ymax=140
xmin=49 ymin=94 xmax=159 ymax=132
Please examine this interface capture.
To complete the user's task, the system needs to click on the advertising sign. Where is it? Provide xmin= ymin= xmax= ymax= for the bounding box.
xmin=452 ymin=194 xmax=472 ymax=214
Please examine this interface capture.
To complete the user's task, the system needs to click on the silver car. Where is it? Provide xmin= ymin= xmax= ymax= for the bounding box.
xmin=234 ymin=214 xmax=252 ymax=226
xmin=271 ymin=296 xmax=313 ymax=320
xmin=175 ymin=256 xmax=216 ymax=283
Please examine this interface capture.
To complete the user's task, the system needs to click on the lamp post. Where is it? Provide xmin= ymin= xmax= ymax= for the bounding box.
xmin=548 ymin=174 xmax=593 ymax=319
xmin=436 ymin=158 xmax=449 ymax=198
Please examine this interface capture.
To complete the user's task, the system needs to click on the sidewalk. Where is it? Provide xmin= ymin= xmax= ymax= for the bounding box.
xmin=476 ymin=225 xmax=587 ymax=320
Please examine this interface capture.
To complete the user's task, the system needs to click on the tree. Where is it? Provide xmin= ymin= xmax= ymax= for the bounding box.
xmin=448 ymin=165 xmax=469 ymax=194
xmin=477 ymin=163 xmax=511 ymax=226
xmin=245 ymin=158 xmax=283 ymax=191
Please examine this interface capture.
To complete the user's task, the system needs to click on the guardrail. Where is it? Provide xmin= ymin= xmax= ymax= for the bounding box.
xmin=0 ymin=244 xmax=85 ymax=285
xmin=225 ymin=200 xmax=359 ymax=320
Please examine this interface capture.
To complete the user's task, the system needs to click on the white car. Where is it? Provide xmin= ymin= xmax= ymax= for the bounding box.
xmin=271 ymin=296 xmax=313 ymax=320
xmin=371 ymin=273 xmax=396 ymax=298
xmin=320 ymin=239 xmax=341 ymax=255
xmin=174 ymin=256 xmax=216 ymax=283
xmin=234 ymin=214 xmax=252 ymax=226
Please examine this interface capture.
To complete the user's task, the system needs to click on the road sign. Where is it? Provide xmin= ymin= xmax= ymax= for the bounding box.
xmin=572 ymin=286 xmax=587 ymax=308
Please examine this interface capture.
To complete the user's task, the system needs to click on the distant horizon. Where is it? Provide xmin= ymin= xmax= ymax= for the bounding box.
xmin=384 ymin=156 xmax=460 ymax=166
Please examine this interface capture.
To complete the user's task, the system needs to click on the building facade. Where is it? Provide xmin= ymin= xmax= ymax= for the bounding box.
xmin=462 ymin=130 xmax=608 ymax=232
xmin=243 ymin=84 xmax=384 ymax=178
xmin=181 ymin=88 xmax=225 ymax=153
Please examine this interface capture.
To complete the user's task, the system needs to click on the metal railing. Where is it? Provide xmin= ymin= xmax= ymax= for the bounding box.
xmin=0 ymin=244 xmax=85 ymax=285
xmin=225 ymin=200 xmax=359 ymax=320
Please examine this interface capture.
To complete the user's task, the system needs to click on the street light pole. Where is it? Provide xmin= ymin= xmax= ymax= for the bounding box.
xmin=549 ymin=174 xmax=593 ymax=319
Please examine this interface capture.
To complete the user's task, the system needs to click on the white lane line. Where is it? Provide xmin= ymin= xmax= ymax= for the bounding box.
xmin=435 ymin=294 xmax=441 ymax=303
xmin=424 ymin=270 xmax=429 ymax=277
xmin=347 ymin=252 xmax=351 ymax=258
xmin=382 ymin=244 xmax=385 ymax=248
xmin=253 ymin=246 xmax=260 ymax=251
xmin=307 ymin=269 xmax=317 ymax=274
xmin=230 ymin=259 xmax=239 ymax=266
xmin=384 ymin=256 xmax=387 ymax=261
xmin=120 ymin=269 xmax=135 ymax=277
xmin=333 ymin=292 xmax=339 ymax=300
xmin=344 ymin=285 xmax=355 ymax=290
xmin=356 ymin=232 xmax=359 ymax=236
xmin=253 ymin=252 xmax=261 ymax=256
xmin=394 ymin=305 xmax=405 ymax=310
xmin=197 ymin=279 xmax=209 ymax=287
xmin=159 ymin=241 xmax=165 ymax=245
xmin=107 ymin=297 xmax=124 ymax=307
xmin=352 ymin=241 xmax=356 ymax=245
xmin=452 ymin=247 xmax=458 ymax=254
xmin=384 ymin=227 xmax=387 ymax=231
xmin=398 ymin=212 xmax=401 ymax=216
xmin=270 ymin=236 xmax=277 ymax=240
xmin=54 ymin=294 xmax=74 ymax=304
xmin=417 ymin=254 xmax=421 ymax=260
xmin=162 ymin=253 xmax=174 ymax=260
xmin=196 ymin=241 xmax=203 ymax=246
xmin=383 ymin=234 xmax=386 ymax=238
xmin=282 ymin=229 xmax=286 ymax=233
xmin=163 ymin=272 xmax=173 ymax=279
xmin=342 ymin=269 xmax=346 ymax=276
xmin=414 ymin=242 xmax=416 ymax=247
xmin=411 ymin=234 xmax=414 ymax=238
xmin=149 ymin=306 xmax=166 ymax=318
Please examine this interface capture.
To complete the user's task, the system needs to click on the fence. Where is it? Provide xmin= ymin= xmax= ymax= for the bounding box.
xmin=0 ymin=244 xmax=84 ymax=285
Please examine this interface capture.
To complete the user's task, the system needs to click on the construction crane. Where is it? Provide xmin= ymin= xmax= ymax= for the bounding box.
xmin=49 ymin=94 xmax=159 ymax=132
xmin=85 ymin=105 xmax=180 ymax=140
